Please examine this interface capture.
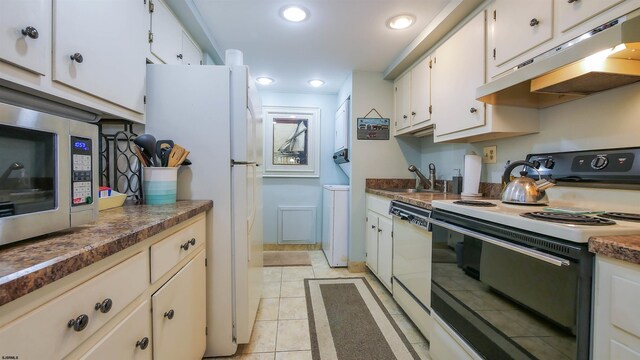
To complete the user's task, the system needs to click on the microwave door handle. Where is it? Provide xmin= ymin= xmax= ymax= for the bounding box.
xmin=428 ymin=218 xmax=570 ymax=267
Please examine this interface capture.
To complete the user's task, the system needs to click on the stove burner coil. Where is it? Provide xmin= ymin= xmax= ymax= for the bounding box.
xmin=598 ymin=212 xmax=640 ymax=222
xmin=521 ymin=211 xmax=616 ymax=225
xmin=453 ymin=200 xmax=497 ymax=207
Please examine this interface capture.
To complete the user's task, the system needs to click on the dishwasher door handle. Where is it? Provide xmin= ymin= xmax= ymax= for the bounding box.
xmin=428 ymin=218 xmax=571 ymax=267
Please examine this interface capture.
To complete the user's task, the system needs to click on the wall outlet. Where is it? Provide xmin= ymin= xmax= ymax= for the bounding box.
xmin=483 ymin=145 xmax=497 ymax=164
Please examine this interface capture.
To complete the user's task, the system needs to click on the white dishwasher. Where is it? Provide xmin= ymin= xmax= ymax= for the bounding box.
xmin=322 ymin=185 xmax=349 ymax=267
xmin=390 ymin=200 xmax=433 ymax=341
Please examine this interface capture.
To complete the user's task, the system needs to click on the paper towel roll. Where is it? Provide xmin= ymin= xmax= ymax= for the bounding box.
xmin=225 ymin=49 xmax=244 ymax=66
xmin=461 ymin=154 xmax=482 ymax=197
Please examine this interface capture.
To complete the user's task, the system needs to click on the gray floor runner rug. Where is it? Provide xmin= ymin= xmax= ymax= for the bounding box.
xmin=305 ymin=277 xmax=420 ymax=360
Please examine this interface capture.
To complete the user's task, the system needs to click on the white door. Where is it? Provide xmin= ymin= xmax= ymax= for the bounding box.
xmin=181 ymin=31 xmax=202 ymax=65
xmin=150 ymin=0 xmax=182 ymax=64
xmin=377 ymin=216 xmax=393 ymax=290
xmin=53 ymin=0 xmax=147 ymax=113
xmin=0 ymin=0 xmax=50 ymax=75
xmin=334 ymin=100 xmax=349 ymax=152
xmin=366 ymin=211 xmax=379 ymax=273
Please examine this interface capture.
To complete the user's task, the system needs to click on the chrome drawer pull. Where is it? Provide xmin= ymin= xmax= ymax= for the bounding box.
xmin=136 ymin=337 xmax=150 ymax=350
xmin=67 ymin=314 xmax=89 ymax=332
xmin=428 ymin=218 xmax=570 ymax=267
xmin=164 ymin=309 xmax=175 ymax=320
xmin=94 ymin=298 xmax=113 ymax=314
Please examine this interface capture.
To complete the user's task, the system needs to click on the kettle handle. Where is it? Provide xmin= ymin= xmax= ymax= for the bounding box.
xmin=502 ymin=160 xmax=540 ymax=185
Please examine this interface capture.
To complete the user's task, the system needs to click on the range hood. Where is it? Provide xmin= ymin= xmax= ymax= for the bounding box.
xmin=477 ymin=10 xmax=640 ymax=109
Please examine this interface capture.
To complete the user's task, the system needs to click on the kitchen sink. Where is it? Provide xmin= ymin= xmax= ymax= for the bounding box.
xmin=379 ymin=188 xmax=442 ymax=194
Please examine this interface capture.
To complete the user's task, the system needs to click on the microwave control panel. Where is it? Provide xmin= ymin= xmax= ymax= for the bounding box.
xmin=71 ymin=136 xmax=93 ymax=206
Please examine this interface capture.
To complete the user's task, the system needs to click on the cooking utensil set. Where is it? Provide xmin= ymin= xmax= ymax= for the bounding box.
xmin=133 ymin=134 xmax=190 ymax=167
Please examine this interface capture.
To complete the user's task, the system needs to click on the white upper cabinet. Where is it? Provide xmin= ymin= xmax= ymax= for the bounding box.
xmin=491 ymin=0 xmax=553 ymax=66
xmin=0 ymin=0 xmax=50 ymax=75
xmin=181 ymin=32 xmax=202 ymax=65
xmin=410 ymin=57 xmax=431 ymax=128
xmin=150 ymin=0 xmax=183 ymax=65
xmin=432 ymin=11 xmax=485 ymax=137
xmin=150 ymin=0 xmax=202 ymax=65
xmin=53 ymin=0 xmax=147 ymax=114
xmin=394 ymin=72 xmax=412 ymax=133
xmin=394 ymin=56 xmax=432 ymax=136
xmin=557 ymin=0 xmax=625 ymax=33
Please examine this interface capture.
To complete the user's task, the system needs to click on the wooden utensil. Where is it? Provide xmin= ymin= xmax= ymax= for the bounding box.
xmin=133 ymin=145 xmax=151 ymax=167
xmin=168 ymin=144 xmax=188 ymax=167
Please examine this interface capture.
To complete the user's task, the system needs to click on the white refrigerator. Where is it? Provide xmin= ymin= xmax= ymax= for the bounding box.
xmin=322 ymin=185 xmax=349 ymax=267
xmin=146 ymin=64 xmax=263 ymax=357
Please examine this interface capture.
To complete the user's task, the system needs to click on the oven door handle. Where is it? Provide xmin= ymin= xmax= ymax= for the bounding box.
xmin=428 ymin=218 xmax=571 ymax=267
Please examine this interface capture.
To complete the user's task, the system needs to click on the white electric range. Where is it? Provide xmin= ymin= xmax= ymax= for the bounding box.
xmin=426 ymin=147 xmax=640 ymax=360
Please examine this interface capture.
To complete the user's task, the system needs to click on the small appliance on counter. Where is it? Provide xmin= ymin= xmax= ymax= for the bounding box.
xmin=0 ymin=96 xmax=98 ymax=246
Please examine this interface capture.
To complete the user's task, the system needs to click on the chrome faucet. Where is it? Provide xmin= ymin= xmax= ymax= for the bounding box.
xmin=408 ymin=165 xmax=431 ymax=190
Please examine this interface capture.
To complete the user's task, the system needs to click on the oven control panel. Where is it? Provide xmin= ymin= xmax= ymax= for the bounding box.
xmin=526 ymin=147 xmax=640 ymax=183
xmin=71 ymin=136 xmax=93 ymax=206
xmin=389 ymin=201 xmax=432 ymax=230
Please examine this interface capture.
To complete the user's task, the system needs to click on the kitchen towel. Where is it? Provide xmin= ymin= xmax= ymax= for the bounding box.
xmin=462 ymin=153 xmax=482 ymax=197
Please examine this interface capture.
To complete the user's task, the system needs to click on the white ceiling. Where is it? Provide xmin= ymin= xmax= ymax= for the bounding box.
xmin=191 ymin=0 xmax=451 ymax=94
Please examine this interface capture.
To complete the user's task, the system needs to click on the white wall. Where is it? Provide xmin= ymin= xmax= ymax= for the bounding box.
xmin=343 ymin=71 xmax=422 ymax=264
xmin=261 ymin=92 xmax=348 ymax=244
xmin=418 ymin=81 xmax=640 ymax=184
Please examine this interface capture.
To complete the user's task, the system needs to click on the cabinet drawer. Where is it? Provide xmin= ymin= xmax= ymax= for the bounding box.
xmin=150 ymin=217 xmax=205 ymax=283
xmin=0 ymin=251 xmax=148 ymax=360
xmin=611 ymin=275 xmax=640 ymax=337
xmin=367 ymin=194 xmax=392 ymax=217
xmin=80 ymin=300 xmax=152 ymax=360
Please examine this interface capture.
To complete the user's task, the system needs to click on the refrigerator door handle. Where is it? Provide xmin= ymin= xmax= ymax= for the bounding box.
xmin=230 ymin=159 xmax=257 ymax=167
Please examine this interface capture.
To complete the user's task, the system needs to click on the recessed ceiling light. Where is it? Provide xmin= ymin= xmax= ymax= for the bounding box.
xmin=308 ymin=79 xmax=325 ymax=87
xmin=281 ymin=6 xmax=308 ymax=22
xmin=256 ymin=77 xmax=274 ymax=85
xmin=387 ymin=14 xmax=415 ymax=30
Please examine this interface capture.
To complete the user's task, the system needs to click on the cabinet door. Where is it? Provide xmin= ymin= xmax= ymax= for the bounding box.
xmin=394 ymin=73 xmax=411 ymax=133
xmin=181 ymin=32 xmax=202 ymax=65
xmin=492 ymin=0 xmax=553 ymax=66
xmin=52 ymin=0 xmax=147 ymax=113
xmin=432 ymin=11 xmax=485 ymax=137
xmin=410 ymin=57 xmax=431 ymax=127
xmin=366 ymin=211 xmax=379 ymax=273
xmin=0 ymin=0 xmax=50 ymax=75
xmin=377 ymin=215 xmax=393 ymax=290
xmin=557 ymin=0 xmax=624 ymax=33
xmin=150 ymin=0 xmax=183 ymax=65
xmin=152 ymin=250 xmax=206 ymax=360
xmin=80 ymin=301 xmax=152 ymax=360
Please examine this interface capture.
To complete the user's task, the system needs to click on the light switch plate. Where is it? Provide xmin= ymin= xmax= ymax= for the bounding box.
xmin=483 ymin=146 xmax=497 ymax=164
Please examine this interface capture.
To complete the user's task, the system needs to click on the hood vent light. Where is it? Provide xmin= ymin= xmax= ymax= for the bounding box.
xmin=477 ymin=11 xmax=640 ymax=109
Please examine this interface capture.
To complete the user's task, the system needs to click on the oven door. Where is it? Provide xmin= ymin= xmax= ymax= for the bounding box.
xmin=429 ymin=211 xmax=592 ymax=360
xmin=391 ymin=212 xmax=433 ymax=339
xmin=0 ymin=103 xmax=71 ymax=245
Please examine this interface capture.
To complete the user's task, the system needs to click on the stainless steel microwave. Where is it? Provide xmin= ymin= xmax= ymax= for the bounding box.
xmin=0 ymin=101 xmax=98 ymax=246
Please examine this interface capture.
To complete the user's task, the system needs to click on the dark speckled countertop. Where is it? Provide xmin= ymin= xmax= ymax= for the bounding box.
xmin=0 ymin=200 xmax=212 ymax=306
xmin=589 ymin=235 xmax=640 ymax=266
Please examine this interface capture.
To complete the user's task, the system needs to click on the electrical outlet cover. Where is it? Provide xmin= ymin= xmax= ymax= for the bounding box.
xmin=483 ymin=146 xmax=497 ymax=164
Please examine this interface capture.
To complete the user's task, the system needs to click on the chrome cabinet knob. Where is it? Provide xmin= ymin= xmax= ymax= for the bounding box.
xmin=70 ymin=52 xmax=84 ymax=63
xmin=530 ymin=18 xmax=540 ymax=27
xmin=164 ymin=309 xmax=175 ymax=319
xmin=411 ymin=111 xmax=416 ymax=116
xmin=567 ymin=0 xmax=578 ymax=3
xmin=95 ymin=298 xmax=113 ymax=314
xmin=177 ymin=53 xmax=183 ymax=60
xmin=21 ymin=26 xmax=39 ymax=39
xmin=403 ymin=115 xmax=408 ymax=119
xmin=136 ymin=337 xmax=150 ymax=350
xmin=67 ymin=314 xmax=89 ymax=332
xmin=470 ymin=107 xmax=477 ymax=113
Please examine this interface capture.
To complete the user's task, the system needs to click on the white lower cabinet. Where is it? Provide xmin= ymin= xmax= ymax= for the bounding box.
xmin=0 ymin=251 xmax=148 ymax=360
xmin=593 ymin=255 xmax=640 ymax=360
xmin=152 ymin=250 xmax=206 ymax=360
xmin=365 ymin=194 xmax=393 ymax=291
xmin=80 ymin=301 xmax=152 ymax=360
xmin=0 ymin=214 xmax=207 ymax=360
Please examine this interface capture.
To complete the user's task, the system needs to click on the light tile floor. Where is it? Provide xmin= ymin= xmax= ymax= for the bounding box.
xmin=215 ymin=250 xmax=431 ymax=360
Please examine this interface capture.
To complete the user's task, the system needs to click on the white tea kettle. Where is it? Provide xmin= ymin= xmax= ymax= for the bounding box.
xmin=501 ymin=160 xmax=556 ymax=205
